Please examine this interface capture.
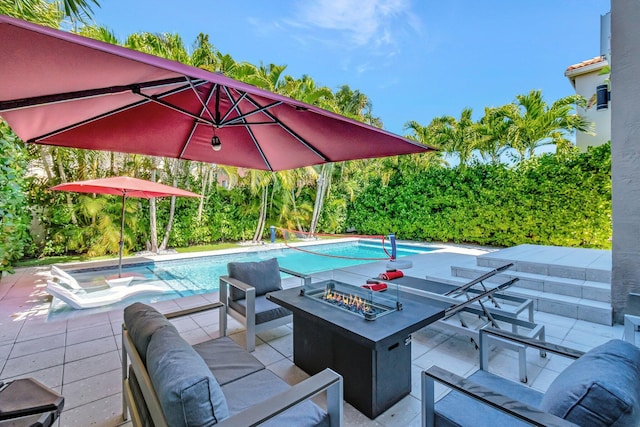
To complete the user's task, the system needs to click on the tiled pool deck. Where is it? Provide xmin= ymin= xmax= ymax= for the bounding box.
xmin=0 ymin=244 xmax=624 ymax=426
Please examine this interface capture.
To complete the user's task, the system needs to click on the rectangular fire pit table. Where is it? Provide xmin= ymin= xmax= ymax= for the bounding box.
xmin=267 ymin=282 xmax=450 ymax=419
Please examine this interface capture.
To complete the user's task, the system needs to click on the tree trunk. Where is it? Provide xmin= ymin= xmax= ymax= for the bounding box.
xmin=252 ymin=185 xmax=268 ymax=242
xmin=310 ymin=163 xmax=332 ymax=235
xmin=197 ymin=163 xmax=208 ymax=222
xmin=55 ymin=149 xmax=78 ymax=225
xmin=159 ymin=161 xmax=179 ymax=251
xmin=38 ymin=146 xmax=54 ymax=180
xmin=149 ymin=168 xmax=158 ymax=253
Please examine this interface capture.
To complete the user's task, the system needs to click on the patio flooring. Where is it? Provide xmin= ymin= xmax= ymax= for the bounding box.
xmin=0 ymin=244 xmax=624 ymax=426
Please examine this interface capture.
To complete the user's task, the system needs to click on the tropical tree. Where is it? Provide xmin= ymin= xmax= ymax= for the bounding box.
xmin=0 ymin=0 xmax=99 ymax=23
xmin=424 ymin=108 xmax=480 ymax=166
xmin=499 ymin=90 xmax=592 ymax=160
xmin=476 ymin=107 xmax=511 ymax=164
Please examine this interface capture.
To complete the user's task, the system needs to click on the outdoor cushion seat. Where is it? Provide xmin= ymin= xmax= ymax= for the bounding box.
xmin=423 ymin=328 xmax=640 ymax=427
xmin=227 ymin=295 xmax=292 ymax=325
xmin=193 ymin=337 xmax=265 ymax=386
xmin=221 ymin=369 xmax=329 ymax=427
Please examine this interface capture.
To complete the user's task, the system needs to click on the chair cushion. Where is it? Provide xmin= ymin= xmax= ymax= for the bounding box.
xmin=146 ymin=326 xmax=229 ymax=426
xmin=434 ymin=369 xmax=544 ymax=427
xmin=193 ymin=336 xmax=265 ymax=386
xmin=228 ymin=295 xmax=292 ymax=325
xmin=228 ymin=258 xmax=282 ymax=301
xmin=540 ymin=339 xmax=640 ymax=426
xmin=221 ymin=369 xmax=328 ymax=427
xmin=124 ymin=302 xmax=175 ymax=362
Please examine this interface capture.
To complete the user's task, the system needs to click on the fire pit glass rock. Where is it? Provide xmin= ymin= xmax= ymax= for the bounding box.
xmin=301 ymin=279 xmax=400 ymax=320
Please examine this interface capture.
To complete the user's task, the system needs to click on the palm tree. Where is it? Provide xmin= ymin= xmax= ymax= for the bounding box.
xmin=424 ymin=108 xmax=479 ymax=167
xmin=1 ymin=0 xmax=99 ymax=23
xmin=476 ymin=107 xmax=511 ymax=164
xmin=499 ymin=90 xmax=592 ymax=160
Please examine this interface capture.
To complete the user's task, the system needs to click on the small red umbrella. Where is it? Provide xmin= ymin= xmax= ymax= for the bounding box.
xmin=50 ymin=176 xmax=201 ymax=277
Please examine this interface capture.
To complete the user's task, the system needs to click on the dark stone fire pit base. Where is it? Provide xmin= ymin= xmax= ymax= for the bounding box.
xmin=268 ymin=284 xmax=448 ymax=419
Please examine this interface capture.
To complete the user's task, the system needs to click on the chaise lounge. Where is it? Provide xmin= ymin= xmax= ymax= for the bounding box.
xmin=46 ymin=280 xmax=167 ymax=310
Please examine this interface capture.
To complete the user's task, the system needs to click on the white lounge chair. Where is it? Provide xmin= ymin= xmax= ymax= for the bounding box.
xmin=46 ymin=280 xmax=168 ymax=310
xmin=50 ymin=265 xmax=112 ymax=292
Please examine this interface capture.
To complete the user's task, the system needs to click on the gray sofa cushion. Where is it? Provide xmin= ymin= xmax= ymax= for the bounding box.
xmin=221 ymin=369 xmax=329 ymax=427
xmin=228 ymin=295 xmax=291 ymax=325
xmin=193 ymin=336 xmax=265 ymax=386
xmin=147 ymin=326 xmax=229 ymax=426
xmin=540 ymin=339 xmax=640 ymax=426
xmin=228 ymin=258 xmax=282 ymax=301
xmin=124 ymin=302 xmax=175 ymax=362
xmin=434 ymin=369 xmax=544 ymax=427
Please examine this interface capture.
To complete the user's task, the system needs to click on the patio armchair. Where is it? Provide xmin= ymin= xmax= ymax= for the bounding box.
xmin=422 ymin=327 xmax=640 ymax=426
xmin=219 ymin=258 xmax=310 ymax=351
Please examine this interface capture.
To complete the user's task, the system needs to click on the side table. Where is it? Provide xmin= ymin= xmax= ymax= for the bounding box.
xmin=0 ymin=379 xmax=64 ymax=427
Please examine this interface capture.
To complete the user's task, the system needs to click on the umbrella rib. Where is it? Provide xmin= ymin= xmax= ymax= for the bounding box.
xmin=25 ymin=78 xmax=210 ymax=143
xmin=222 ymin=86 xmax=273 ymax=171
xmin=241 ymin=93 xmax=329 ymax=162
xmin=29 ymin=97 xmax=151 ymax=143
xmin=0 ymin=77 xmax=197 ymax=112
xmin=133 ymin=89 xmax=215 ymax=126
xmin=179 ymin=84 xmax=217 ymax=159
xmin=221 ymin=100 xmax=283 ymax=126
xmin=187 ymin=76 xmax=216 ymax=123
xmin=219 ymin=91 xmax=248 ymax=123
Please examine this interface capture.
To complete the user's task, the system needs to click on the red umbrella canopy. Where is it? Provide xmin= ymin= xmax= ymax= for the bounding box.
xmin=0 ymin=14 xmax=435 ymax=171
xmin=50 ymin=176 xmax=201 ymax=199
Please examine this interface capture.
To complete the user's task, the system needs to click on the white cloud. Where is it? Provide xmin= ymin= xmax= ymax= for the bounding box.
xmin=291 ymin=0 xmax=417 ymax=48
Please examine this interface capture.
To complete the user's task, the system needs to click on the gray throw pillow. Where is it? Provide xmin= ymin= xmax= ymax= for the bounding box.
xmin=539 ymin=339 xmax=640 ymax=426
xmin=124 ymin=302 xmax=175 ymax=362
xmin=146 ymin=326 xmax=229 ymax=426
xmin=227 ymin=258 xmax=282 ymax=301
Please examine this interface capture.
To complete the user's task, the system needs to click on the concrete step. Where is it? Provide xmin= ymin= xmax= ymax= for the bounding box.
xmin=426 ymin=271 xmax=613 ymax=326
xmin=451 ymin=265 xmax=611 ymax=303
xmin=476 ymin=244 xmax=611 ymax=283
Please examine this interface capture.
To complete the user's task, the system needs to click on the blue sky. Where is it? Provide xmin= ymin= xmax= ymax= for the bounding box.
xmin=90 ymin=0 xmax=610 ymax=136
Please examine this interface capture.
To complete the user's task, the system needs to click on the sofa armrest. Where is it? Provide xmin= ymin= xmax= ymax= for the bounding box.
xmin=422 ymin=366 xmax=577 ymax=427
xmin=122 ymin=328 xmax=169 ymax=427
xmin=217 ymin=368 xmax=343 ymax=427
xmin=278 ymin=267 xmax=312 ymax=286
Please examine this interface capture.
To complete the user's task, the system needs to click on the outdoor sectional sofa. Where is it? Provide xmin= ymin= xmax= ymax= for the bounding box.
xmin=121 ymin=302 xmax=343 ymax=426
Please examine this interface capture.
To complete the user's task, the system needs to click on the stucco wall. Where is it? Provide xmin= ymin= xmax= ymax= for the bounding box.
xmin=611 ymin=0 xmax=640 ymax=323
xmin=574 ymin=69 xmax=611 ymax=150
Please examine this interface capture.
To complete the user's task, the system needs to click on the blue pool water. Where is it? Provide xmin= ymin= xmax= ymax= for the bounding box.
xmin=50 ymin=240 xmax=434 ymax=318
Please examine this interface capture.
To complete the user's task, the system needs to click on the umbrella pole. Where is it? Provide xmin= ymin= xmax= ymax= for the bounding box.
xmin=119 ymin=194 xmax=126 ymax=278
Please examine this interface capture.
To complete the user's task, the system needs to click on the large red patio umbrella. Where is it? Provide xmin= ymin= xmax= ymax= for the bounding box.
xmin=50 ymin=176 xmax=201 ymax=277
xmin=0 ymin=14 xmax=435 ymax=171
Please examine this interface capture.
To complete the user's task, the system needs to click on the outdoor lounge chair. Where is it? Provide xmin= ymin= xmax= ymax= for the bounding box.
xmin=376 ymin=266 xmax=546 ymax=381
xmin=50 ymin=265 xmax=110 ymax=292
xmin=46 ymin=281 xmax=167 ymax=310
xmin=422 ymin=327 xmax=640 ymax=426
xmin=219 ymin=258 xmax=310 ymax=352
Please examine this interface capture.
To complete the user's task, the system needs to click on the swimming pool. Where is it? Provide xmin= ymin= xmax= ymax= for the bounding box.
xmin=50 ymin=240 xmax=435 ymax=318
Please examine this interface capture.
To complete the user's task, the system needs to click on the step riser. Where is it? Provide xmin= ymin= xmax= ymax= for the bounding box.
xmin=477 ymin=258 xmax=611 ymax=283
xmin=451 ymin=266 xmax=612 ymax=325
xmin=452 ymin=267 xmax=611 ymax=303
xmin=505 ymin=290 xmax=612 ymax=326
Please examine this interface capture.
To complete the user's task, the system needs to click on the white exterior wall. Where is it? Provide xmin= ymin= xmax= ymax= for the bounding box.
xmin=574 ymin=68 xmax=611 ymax=150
